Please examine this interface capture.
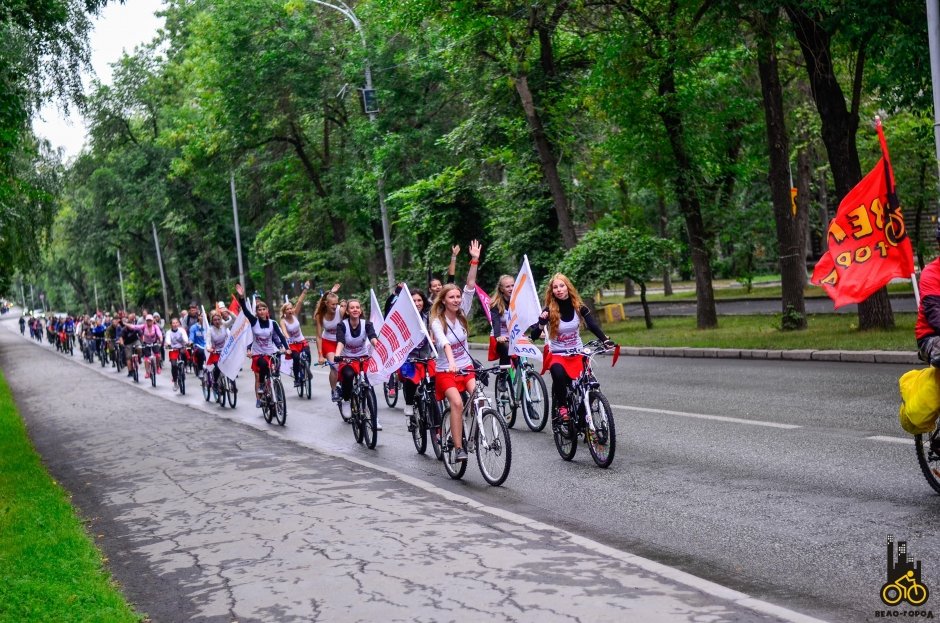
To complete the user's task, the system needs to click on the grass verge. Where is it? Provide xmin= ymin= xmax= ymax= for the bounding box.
xmin=603 ymin=280 xmax=915 ymax=304
xmin=470 ymin=313 xmax=917 ymax=351
xmin=0 ymin=370 xmax=142 ymax=623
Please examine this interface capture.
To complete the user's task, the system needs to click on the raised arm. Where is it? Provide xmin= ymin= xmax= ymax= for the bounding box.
xmin=447 ymin=245 xmax=459 ymax=284
xmin=234 ymin=283 xmax=257 ymax=325
xmin=465 ymin=240 xmax=481 ymax=291
xmin=294 ymin=280 xmax=311 ymax=312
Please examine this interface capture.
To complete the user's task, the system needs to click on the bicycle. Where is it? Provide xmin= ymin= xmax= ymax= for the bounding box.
xmin=82 ymin=335 xmax=96 ymax=363
xmin=256 ymin=354 xmax=287 ymax=426
xmin=168 ymin=347 xmax=187 ymax=395
xmin=140 ymin=343 xmax=161 ymax=388
xmin=494 ymin=355 xmax=549 ymax=431
xmin=291 ymin=344 xmax=313 ymax=400
xmin=404 ymin=357 xmax=443 ymax=459
xmin=64 ymin=331 xmax=75 ymax=356
xmin=551 ymin=340 xmax=620 ymax=469
xmin=915 ymin=421 xmax=940 ymax=494
xmin=383 ymin=373 xmax=400 ymax=408
xmin=221 ymin=374 xmax=238 ymax=408
xmin=440 ymin=363 xmax=512 ymax=486
xmin=96 ymin=337 xmax=107 ymax=367
xmin=335 ymin=356 xmax=378 ymax=449
xmin=881 ymin=570 xmax=929 ymax=606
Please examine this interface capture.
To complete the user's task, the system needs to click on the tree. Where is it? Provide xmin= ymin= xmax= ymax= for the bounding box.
xmin=557 ymin=227 xmax=678 ymax=328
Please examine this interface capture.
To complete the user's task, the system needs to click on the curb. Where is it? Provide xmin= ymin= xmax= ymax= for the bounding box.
xmin=467 ymin=342 xmax=920 ymax=365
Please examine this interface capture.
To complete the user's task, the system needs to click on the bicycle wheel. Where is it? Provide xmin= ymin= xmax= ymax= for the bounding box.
xmin=362 ymin=388 xmax=378 ymax=449
xmin=202 ymin=370 xmax=212 ymax=401
xmin=226 ymin=378 xmax=238 ymax=408
xmin=295 ymin=362 xmax=304 ymax=398
xmin=383 ymin=377 xmax=399 ymax=408
xmin=352 ymin=395 xmax=364 ymax=444
xmin=304 ymin=363 xmax=312 ymax=400
xmin=475 ymin=407 xmax=512 ymax=486
xmin=178 ymin=364 xmax=186 ymax=395
xmin=915 ymin=426 xmax=940 ymax=494
xmin=427 ymin=397 xmax=443 ymax=460
xmin=149 ymin=360 xmax=157 ymax=387
xmin=132 ymin=360 xmax=139 ymax=383
xmin=552 ymin=406 xmax=577 ymax=461
xmin=262 ymin=383 xmax=274 ymax=424
xmin=493 ymin=374 xmax=516 ymax=429
xmin=441 ymin=411 xmax=467 ymax=480
xmin=522 ymin=368 xmax=549 ymax=432
xmin=586 ymin=390 xmax=616 ymax=468
xmin=273 ymin=379 xmax=287 ymax=426
xmin=411 ymin=400 xmax=428 ymax=454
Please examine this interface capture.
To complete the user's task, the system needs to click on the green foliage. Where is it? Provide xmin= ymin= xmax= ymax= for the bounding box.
xmin=557 ymin=227 xmax=678 ymax=296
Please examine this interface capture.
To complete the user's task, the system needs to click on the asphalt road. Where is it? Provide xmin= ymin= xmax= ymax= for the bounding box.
xmin=4 ymin=316 xmax=934 ymax=622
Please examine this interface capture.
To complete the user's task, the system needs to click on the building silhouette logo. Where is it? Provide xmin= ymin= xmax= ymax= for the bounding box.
xmin=881 ymin=535 xmax=929 ymax=606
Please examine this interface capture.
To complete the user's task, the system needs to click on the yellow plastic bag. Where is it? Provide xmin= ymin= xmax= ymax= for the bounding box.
xmin=898 ymin=368 xmax=940 ymax=435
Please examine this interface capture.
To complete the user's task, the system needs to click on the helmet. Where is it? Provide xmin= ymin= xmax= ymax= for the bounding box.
xmin=145 ymin=314 xmax=154 ymax=321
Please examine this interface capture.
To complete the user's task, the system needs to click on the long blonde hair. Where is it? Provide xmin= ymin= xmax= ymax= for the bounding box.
xmin=544 ymin=273 xmax=584 ymax=340
xmin=315 ymin=292 xmax=338 ymax=326
xmin=430 ymin=283 xmax=469 ymax=333
xmin=489 ymin=275 xmax=513 ymax=316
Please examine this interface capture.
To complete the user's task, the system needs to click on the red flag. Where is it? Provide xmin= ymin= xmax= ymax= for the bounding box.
xmin=811 ymin=120 xmax=914 ymax=308
xmin=475 ymin=284 xmax=492 ymax=324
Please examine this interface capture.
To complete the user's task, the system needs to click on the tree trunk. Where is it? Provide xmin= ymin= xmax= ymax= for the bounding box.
xmin=640 ymin=281 xmax=653 ymax=329
xmin=624 ymin=279 xmax=635 ymax=297
xmin=797 ymin=144 xmax=812 ymax=283
xmin=514 ymin=74 xmax=578 ymax=249
xmin=785 ymin=5 xmax=893 ymax=330
xmin=755 ymin=14 xmax=806 ymax=330
xmin=658 ymin=193 xmax=673 ymax=296
xmin=657 ymin=66 xmax=717 ymax=329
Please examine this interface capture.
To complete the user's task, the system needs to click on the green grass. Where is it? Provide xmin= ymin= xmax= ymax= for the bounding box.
xmin=602 ymin=280 xmax=915 ymax=304
xmin=471 ymin=313 xmax=917 ymax=351
xmin=0 ymin=371 xmax=142 ymax=623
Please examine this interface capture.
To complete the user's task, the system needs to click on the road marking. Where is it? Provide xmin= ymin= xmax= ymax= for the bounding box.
xmin=1 ymin=316 xmax=827 ymax=623
xmin=868 ymin=435 xmax=913 ymax=445
xmin=611 ymin=404 xmax=802 ymax=429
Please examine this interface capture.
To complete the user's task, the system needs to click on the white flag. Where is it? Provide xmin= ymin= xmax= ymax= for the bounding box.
xmin=366 ymin=282 xmax=429 ymax=384
xmin=200 ymin=305 xmax=210 ymax=355
xmin=218 ymin=296 xmax=251 ymax=381
xmin=369 ymin=288 xmax=384 ymax=332
xmin=507 ymin=255 xmax=543 ymax=361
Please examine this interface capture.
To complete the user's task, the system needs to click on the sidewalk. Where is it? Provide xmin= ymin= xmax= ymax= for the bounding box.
xmin=0 ymin=322 xmax=825 ymax=622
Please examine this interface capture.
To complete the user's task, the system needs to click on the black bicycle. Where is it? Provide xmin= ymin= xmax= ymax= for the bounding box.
xmin=257 ymin=354 xmax=286 ymax=426
xmin=383 ymin=373 xmax=400 ymax=408
xmin=291 ymin=343 xmax=313 ymax=400
xmin=335 ymin=356 xmax=378 ymax=449
xmin=405 ymin=358 xmax=443 ymax=459
xmin=169 ymin=348 xmax=187 ymax=395
xmin=494 ymin=355 xmax=549 ymax=431
xmin=551 ymin=340 xmax=620 ymax=469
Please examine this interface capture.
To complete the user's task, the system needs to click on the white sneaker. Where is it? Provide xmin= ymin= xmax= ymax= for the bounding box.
xmin=376 ymin=420 xmax=383 ymax=431
xmin=403 ymin=405 xmax=414 ymax=416
xmin=172 ymin=382 xmax=178 ymax=392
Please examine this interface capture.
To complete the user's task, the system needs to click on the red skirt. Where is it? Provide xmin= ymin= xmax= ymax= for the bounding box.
xmin=207 ymin=352 xmax=220 ymax=366
xmin=338 ymin=358 xmax=368 ymax=376
xmin=435 ymin=367 xmax=475 ymax=401
xmin=320 ymin=338 xmax=338 ymax=357
xmin=487 ymin=336 xmax=498 ymax=362
xmin=541 ymin=351 xmax=584 ymax=380
xmin=168 ymin=349 xmax=182 ymax=361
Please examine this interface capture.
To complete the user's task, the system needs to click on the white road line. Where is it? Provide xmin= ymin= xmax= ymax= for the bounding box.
xmin=611 ymin=404 xmax=802 ymax=429
xmin=867 ymin=435 xmax=913 ymax=445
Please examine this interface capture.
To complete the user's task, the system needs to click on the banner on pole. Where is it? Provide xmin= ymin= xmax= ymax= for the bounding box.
xmin=366 ymin=282 xmax=429 ymax=383
xmin=507 ymin=255 xmax=543 ymax=361
xmin=218 ymin=296 xmax=250 ymax=381
xmin=370 ymin=288 xmax=384 ymax=332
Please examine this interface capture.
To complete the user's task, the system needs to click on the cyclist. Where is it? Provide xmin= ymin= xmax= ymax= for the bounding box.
xmin=187 ymin=306 xmax=206 ymax=379
xmin=334 ymin=298 xmax=381 ymax=427
xmin=205 ymin=307 xmax=235 ymax=401
xmin=104 ymin=316 xmax=122 ymax=366
xmin=280 ymin=280 xmax=313 ymax=388
xmin=64 ymin=315 xmax=76 ymax=349
xmin=531 ymin=273 xmax=612 ymax=422
xmin=127 ymin=314 xmax=164 ymax=379
xmin=488 ymin=275 xmax=515 ymax=389
xmin=91 ymin=316 xmax=107 ymax=358
xmin=119 ymin=313 xmax=141 ymax=377
xmin=315 ymin=284 xmax=345 ymax=401
xmin=398 ymin=288 xmax=433 ymax=420
xmin=429 ymin=240 xmax=482 ymax=462
xmin=18 ymin=315 xmax=25 ymax=335
xmin=235 ymin=283 xmax=288 ymax=408
xmin=165 ymin=317 xmax=191 ymax=392
xmin=917 ymin=226 xmax=940 ymax=364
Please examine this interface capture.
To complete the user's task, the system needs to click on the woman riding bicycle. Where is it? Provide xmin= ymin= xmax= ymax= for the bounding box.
xmin=280 ymin=280 xmax=313 ymax=388
xmin=429 ymin=240 xmax=482 ymax=463
xmin=532 ymin=274 xmax=612 ymax=422
xmin=488 ymin=275 xmax=515 ymax=388
xmin=165 ymin=317 xmax=191 ymax=392
xmin=316 ymin=284 xmax=345 ymax=401
xmin=334 ymin=299 xmax=380 ymax=426
xmin=235 ymin=283 xmax=288 ymax=408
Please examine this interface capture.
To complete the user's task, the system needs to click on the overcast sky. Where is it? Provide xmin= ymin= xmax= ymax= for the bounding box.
xmin=32 ymin=0 xmax=165 ymax=161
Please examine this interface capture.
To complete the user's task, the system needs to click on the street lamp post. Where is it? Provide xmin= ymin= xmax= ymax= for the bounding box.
xmin=310 ymin=0 xmax=395 ymax=291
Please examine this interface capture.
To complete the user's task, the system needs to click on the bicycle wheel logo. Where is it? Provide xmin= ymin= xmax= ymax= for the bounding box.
xmin=881 ymin=535 xmax=929 ymax=606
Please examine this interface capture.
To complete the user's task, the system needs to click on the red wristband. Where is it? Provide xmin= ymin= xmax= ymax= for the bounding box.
xmin=470 ymin=259 xmax=479 ymax=265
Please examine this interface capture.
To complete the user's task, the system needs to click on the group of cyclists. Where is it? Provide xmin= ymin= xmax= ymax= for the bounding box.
xmin=16 ymin=240 xmax=619 ymax=482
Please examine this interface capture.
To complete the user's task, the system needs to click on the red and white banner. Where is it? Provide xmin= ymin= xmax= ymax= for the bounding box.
xmin=218 ymin=296 xmax=251 ymax=381
xmin=507 ymin=255 xmax=543 ymax=361
xmin=811 ymin=119 xmax=915 ymax=307
xmin=366 ymin=282 xmax=434 ymax=384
